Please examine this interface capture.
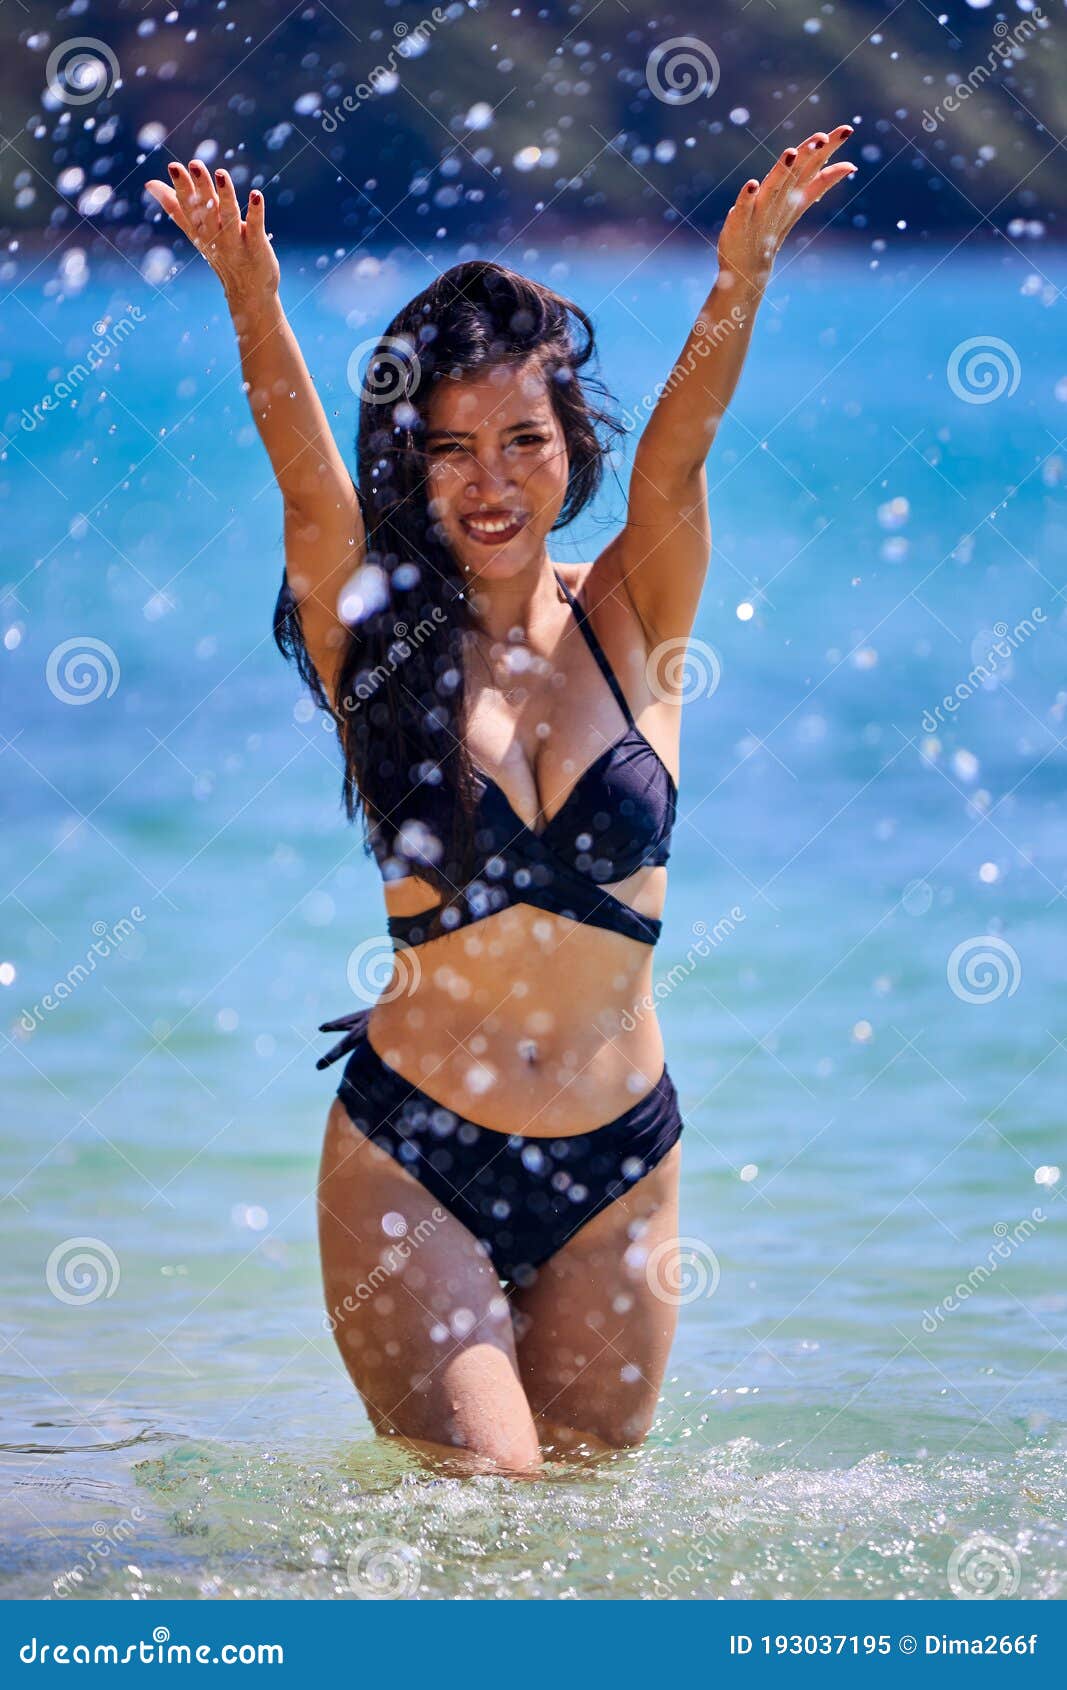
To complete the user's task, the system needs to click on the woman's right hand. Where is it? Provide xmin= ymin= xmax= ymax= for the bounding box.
xmin=145 ymin=161 xmax=279 ymax=307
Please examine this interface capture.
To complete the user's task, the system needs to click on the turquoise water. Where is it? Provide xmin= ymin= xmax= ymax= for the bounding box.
xmin=1 ymin=243 xmax=1065 ymax=1600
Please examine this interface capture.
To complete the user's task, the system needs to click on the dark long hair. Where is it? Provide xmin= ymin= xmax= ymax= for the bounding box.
xmin=274 ymin=259 xmax=621 ymax=904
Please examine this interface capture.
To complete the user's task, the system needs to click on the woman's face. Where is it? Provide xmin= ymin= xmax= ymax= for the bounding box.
xmin=422 ymin=358 xmax=570 ymax=579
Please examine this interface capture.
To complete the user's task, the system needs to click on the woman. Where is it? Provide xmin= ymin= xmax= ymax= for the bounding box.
xmin=146 ymin=127 xmax=855 ymax=1473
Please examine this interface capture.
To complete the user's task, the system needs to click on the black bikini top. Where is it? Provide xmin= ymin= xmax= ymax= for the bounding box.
xmin=370 ymin=571 xmax=677 ymax=948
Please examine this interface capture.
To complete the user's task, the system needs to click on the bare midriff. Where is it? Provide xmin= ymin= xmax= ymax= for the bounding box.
xmin=366 ymin=864 xmax=668 ymax=1137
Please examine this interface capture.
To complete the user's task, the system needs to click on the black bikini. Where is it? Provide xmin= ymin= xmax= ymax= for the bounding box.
xmin=319 ymin=1008 xmax=682 ymax=1287
xmin=316 ymin=571 xmax=683 ymax=1283
xmin=371 ymin=571 xmax=676 ymax=949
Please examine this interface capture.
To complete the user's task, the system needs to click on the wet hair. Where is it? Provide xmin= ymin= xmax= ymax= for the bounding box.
xmin=274 ymin=258 xmax=622 ymax=905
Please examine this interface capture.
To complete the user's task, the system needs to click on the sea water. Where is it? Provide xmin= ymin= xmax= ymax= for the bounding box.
xmin=1 ymin=242 xmax=1064 ymax=1599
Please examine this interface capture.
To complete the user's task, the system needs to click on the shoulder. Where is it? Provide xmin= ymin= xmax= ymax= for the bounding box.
xmin=553 ymin=547 xmax=666 ymax=718
xmin=556 ymin=542 xmax=655 ymax=656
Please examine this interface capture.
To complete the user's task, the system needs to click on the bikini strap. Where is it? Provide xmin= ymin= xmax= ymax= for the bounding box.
xmin=554 ymin=570 xmax=636 ymax=729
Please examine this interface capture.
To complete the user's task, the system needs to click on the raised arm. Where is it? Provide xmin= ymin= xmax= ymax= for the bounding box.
xmin=606 ymin=126 xmax=856 ymax=646
xmin=145 ymin=160 xmax=362 ymax=698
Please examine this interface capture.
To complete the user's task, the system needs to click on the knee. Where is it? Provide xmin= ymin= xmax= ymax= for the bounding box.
xmin=380 ymin=1422 xmax=543 ymax=1475
xmin=380 ymin=1413 xmax=543 ymax=1475
xmin=379 ymin=1341 xmax=543 ymax=1473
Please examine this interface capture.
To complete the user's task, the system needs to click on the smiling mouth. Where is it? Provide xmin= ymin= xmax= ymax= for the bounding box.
xmin=459 ymin=510 xmax=528 ymax=545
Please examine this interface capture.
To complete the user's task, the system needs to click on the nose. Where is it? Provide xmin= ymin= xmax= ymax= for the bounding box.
xmin=464 ymin=451 xmax=517 ymax=504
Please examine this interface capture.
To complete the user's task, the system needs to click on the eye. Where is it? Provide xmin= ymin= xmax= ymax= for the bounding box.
xmin=510 ymin=432 xmax=548 ymax=448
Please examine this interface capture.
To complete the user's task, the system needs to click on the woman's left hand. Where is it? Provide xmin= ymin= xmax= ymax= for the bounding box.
xmin=717 ymin=125 xmax=857 ymax=289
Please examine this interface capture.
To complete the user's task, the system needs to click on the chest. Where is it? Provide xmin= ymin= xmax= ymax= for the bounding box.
xmin=464 ymin=633 xmax=632 ymax=832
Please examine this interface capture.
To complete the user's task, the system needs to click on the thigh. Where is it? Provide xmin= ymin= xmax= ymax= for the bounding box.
xmin=318 ymin=1097 xmax=540 ymax=1471
xmin=511 ymin=1141 xmax=682 ymax=1449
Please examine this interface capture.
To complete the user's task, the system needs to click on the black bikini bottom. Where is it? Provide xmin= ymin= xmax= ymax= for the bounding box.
xmin=316 ymin=1009 xmax=683 ymax=1286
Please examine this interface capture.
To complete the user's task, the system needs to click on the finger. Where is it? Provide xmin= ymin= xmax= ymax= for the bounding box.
xmin=213 ymin=167 xmax=242 ymax=231
xmin=166 ymin=160 xmax=197 ymax=219
xmin=806 ymin=160 xmax=857 ymax=206
xmin=737 ymin=177 xmax=760 ymax=212
xmin=784 ymin=162 xmax=856 ymax=233
xmin=762 ymin=144 xmax=800 ymax=216
xmin=145 ymin=180 xmax=198 ymax=244
xmin=168 ymin=160 xmax=220 ymax=257
xmin=186 ymin=158 xmax=221 ymax=239
xmin=719 ymin=196 xmax=741 ymax=238
xmin=794 ymin=132 xmax=831 ymax=182
xmin=719 ymin=180 xmax=769 ymax=288
xmin=817 ymin=124 xmax=853 ymax=169
xmin=797 ymin=127 xmax=853 ymax=184
xmin=716 ymin=191 xmax=747 ymax=278
xmin=167 ymin=160 xmax=216 ymax=246
xmin=244 ymin=187 xmax=267 ymax=242
xmin=145 ymin=180 xmax=179 ymax=215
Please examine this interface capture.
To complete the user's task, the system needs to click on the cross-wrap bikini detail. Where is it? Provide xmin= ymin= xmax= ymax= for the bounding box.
xmin=372 ymin=571 xmax=677 ymax=949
